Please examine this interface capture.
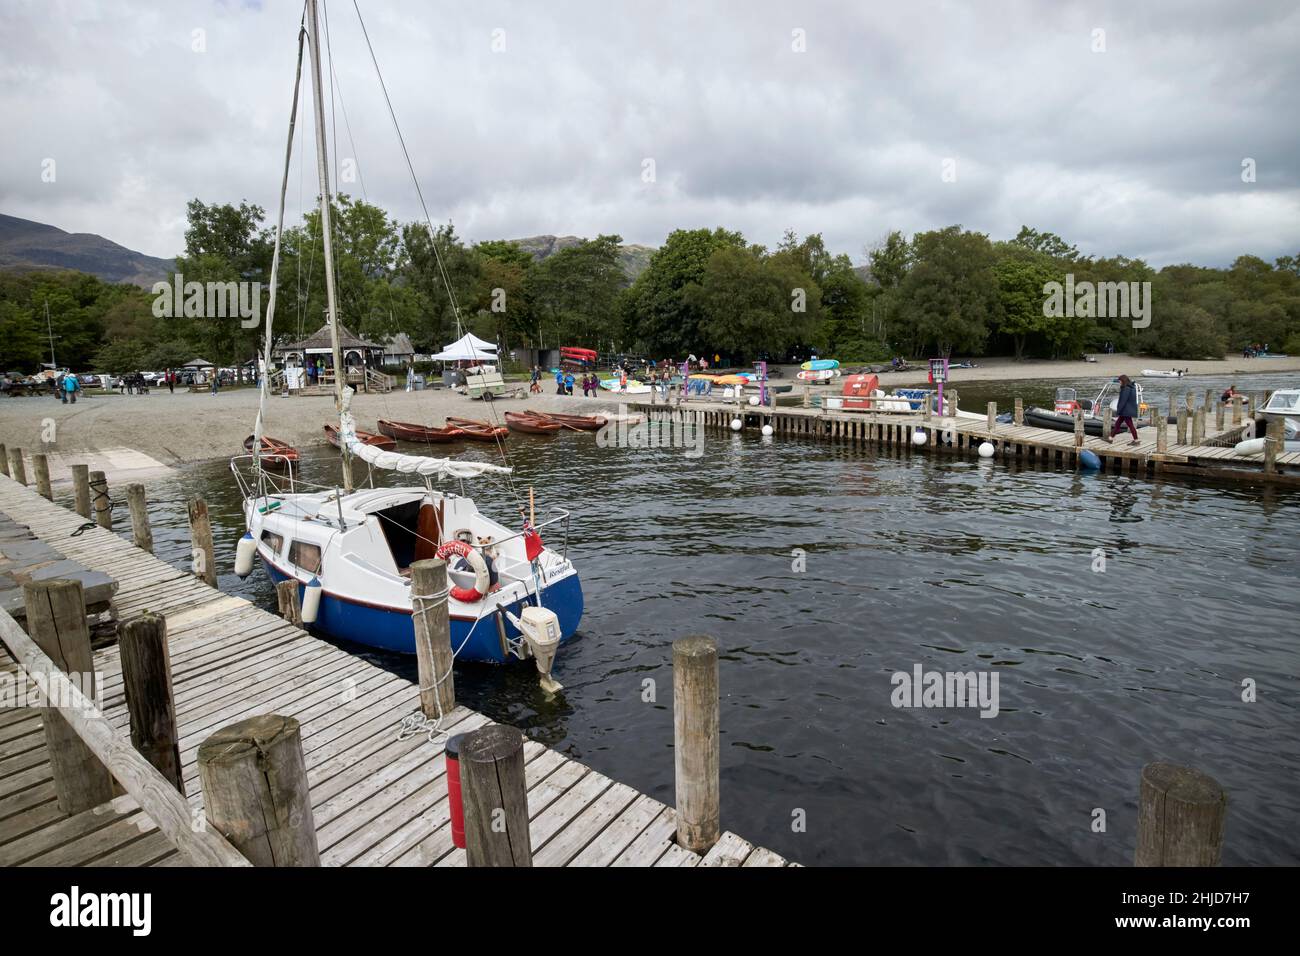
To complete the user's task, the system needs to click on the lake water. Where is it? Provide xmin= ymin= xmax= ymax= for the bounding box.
xmin=136 ymin=372 xmax=1299 ymax=865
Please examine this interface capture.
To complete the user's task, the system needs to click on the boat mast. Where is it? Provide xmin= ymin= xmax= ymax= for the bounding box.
xmin=44 ymin=299 xmax=56 ymax=370
xmin=305 ymin=0 xmax=352 ymax=493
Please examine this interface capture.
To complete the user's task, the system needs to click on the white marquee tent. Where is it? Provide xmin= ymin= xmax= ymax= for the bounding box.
xmin=429 ymin=333 xmax=498 ymax=362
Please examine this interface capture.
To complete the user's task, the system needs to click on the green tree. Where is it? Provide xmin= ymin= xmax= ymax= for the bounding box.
xmin=622 ymin=227 xmax=746 ymax=355
xmin=897 ymin=226 xmax=1001 ymax=356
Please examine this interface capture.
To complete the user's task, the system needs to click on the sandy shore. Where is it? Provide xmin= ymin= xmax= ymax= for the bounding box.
xmin=0 ymin=384 xmax=630 ymax=471
xmin=2 ymin=353 xmax=1294 ymax=472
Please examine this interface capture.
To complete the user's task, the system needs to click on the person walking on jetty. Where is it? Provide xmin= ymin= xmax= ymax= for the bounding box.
xmin=210 ymin=371 xmax=221 ymax=396
xmin=61 ymin=371 xmax=80 ymax=404
xmin=554 ymin=368 xmax=565 ymax=395
xmin=1106 ymin=374 xmax=1140 ymax=446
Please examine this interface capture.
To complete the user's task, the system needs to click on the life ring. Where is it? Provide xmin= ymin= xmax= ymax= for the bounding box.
xmin=435 ymin=541 xmax=490 ymax=602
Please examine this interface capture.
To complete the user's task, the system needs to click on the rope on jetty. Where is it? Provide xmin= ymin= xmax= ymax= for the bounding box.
xmin=397 ymin=583 xmax=464 ymax=745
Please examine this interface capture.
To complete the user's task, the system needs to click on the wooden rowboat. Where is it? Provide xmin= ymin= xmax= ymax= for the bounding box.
xmin=376 ymin=419 xmax=464 ymax=443
xmin=445 ymin=416 xmax=510 ymax=441
xmin=243 ymin=434 xmax=300 ymax=469
xmin=529 ymin=412 xmax=607 ymax=431
xmin=324 ymin=423 xmax=397 ymax=450
xmin=504 ymin=411 xmax=562 ymax=435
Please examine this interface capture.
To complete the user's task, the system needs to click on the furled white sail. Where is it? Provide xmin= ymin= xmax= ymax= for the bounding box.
xmin=338 ymin=388 xmax=512 ymax=478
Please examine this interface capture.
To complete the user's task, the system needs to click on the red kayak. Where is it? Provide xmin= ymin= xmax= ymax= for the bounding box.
xmin=377 ymin=419 xmax=465 ymax=443
xmin=243 ymin=434 xmax=300 ymax=469
xmin=324 ymin=423 xmax=396 ymax=450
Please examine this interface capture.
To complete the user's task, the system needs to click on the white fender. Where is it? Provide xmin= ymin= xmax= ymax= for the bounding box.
xmin=234 ymin=532 xmax=257 ymax=577
xmin=1234 ymin=438 xmax=1267 ymax=457
xmin=301 ymin=577 xmax=322 ymax=623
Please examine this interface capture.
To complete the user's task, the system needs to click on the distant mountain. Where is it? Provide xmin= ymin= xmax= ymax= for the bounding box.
xmin=0 ymin=214 xmax=174 ymax=287
xmin=507 ymin=234 xmax=655 ymax=280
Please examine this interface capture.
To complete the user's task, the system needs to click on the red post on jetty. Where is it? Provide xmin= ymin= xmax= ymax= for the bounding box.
xmin=446 ymin=733 xmax=466 ymax=850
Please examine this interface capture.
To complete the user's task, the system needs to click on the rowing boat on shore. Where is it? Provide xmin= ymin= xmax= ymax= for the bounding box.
xmin=505 ymin=411 xmax=562 ymax=434
xmin=243 ymin=434 xmax=300 ymax=470
xmin=530 ymin=412 xmax=607 ymax=431
xmin=324 ymin=423 xmax=396 ymax=450
xmin=444 ymin=416 xmax=509 ymax=441
xmin=376 ymin=419 xmax=464 ymax=443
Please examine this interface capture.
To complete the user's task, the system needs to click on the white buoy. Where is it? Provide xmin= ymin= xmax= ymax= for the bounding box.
xmin=234 ymin=532 xmax=256 ymax=577
xmin=911 ymin=429 xmax=927 ymax=446
xmin=730 ymin=418 xmax=742 ymax=431
xmin=748 ymin=396 xmax=760 ymax=406
xmin=762 ymin=424 xmax=774 ymax=436
xmin=300 ymin=577 xmax=322 ymax=624
xmin=978 ymin=441 xmax=995 ymax=458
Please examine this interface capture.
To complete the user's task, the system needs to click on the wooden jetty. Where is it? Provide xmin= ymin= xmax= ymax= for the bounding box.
xmin=631 ymin=389 xmax=1299 ymax=485
xmin=0 ymin=471 xmax=794 ymax=867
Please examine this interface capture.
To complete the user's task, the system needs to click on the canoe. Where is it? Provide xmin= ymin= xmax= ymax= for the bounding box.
xmin=505 ymin=411 xmax=562 ymax=435
xmin=376 ymin=419 xmax=464 ymax=443
xmin=243 ymin=434 xmax=300 ymax=469
xmin=323 ymin=423 xmax=396 ymax=450
xmin=1023 ymin=407 xmax=1104 ymax=436
xmin=532 ymin=412 xmax=607 ymax=431
xmin=1141 ymin=369 xmax=1183 ymax=378
xmin=800 ymin=359 xmax=840 ymax=371
xmin=444 ymin=416 xmax=509 ymax=441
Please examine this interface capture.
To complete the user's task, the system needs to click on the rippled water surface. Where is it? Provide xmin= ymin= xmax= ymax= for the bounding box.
xmin=137 ymin=380 xmax=1299 ymax=865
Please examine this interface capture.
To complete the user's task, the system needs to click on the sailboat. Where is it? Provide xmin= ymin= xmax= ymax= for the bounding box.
xmin=229 ymin=1 xmax=583 ymax=683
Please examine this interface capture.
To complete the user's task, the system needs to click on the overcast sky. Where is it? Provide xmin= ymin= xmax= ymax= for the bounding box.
xmin=2 ymin=0 xmax=1297 ymax=267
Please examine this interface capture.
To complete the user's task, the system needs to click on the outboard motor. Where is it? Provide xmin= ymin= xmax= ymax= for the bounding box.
xmin=506 ymin=605 xmax=563 ymax=694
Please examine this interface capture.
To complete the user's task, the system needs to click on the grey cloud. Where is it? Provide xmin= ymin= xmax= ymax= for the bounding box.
xmin=0 ymin=0 xmax=1295 ymax=269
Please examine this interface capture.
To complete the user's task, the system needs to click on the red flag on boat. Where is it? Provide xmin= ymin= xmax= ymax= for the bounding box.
xmin=523 ymin=521 xmax=544 ymax=561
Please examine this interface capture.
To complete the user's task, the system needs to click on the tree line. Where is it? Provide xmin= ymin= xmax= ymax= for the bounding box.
xmin=1 ymin=197 xmax=1297 ymax=374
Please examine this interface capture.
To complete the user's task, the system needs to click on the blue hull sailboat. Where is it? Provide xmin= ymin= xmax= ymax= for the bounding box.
xmin=230 ymin=0 xmax=581 ymax=687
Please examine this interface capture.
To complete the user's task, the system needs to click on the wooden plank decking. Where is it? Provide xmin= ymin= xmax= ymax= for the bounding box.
xmin=0 ymin=475 xmax=793 ymax=867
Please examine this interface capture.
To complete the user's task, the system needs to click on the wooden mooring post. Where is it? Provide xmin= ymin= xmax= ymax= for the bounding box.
xmin=410 ymin=558 xmax=455 ymax=718
xmin=1156 ymin=406 xmax=1168 ymax=453
xmin=125 ymin=483 xmax=153 ymax=552
xmin=118 ymin=613 xmax=184 ymax=794
xmin=1102 ymin=404 xmax=1113 ymax=440
xmin=32 ymin=453 xmax=53 ymax=500
xmin=1176 ymin=410 xmax=1188 ymax=446
xmin=188 ymin=497 xmax=217 ymax=587
xmin=986 ymin=402 xmax=996 ymax=431
xmin=674 ymin=634 xmax=720 ymax=853
xmin=89 ymin=469 xmax=111 ymax=529
xmin=0 ymin=442 xmax=8 ymax=477
xmin=197 ymin=714 xmax=320 ymax=866
xmin=1073 ymin=410 xmax=1084 ymax=449
xmin=1013 ymin=397 xmax=1023 ymax=425
xmin=7 ymin=448 xmax=27 ymax=486
xmin=22 ymin=579 xmax=115 ymax=814
xmin=1264 ymin=418 xmax=1281 ymax=475
xmin=1135 ymin=761 xmax=1226 ymax=866
xmin=71 ymin=464 xmax=91 ymax=519
xmin=1215 ymin=398 xmax=1225 ymax=431
xmin=1231 ymin=396 xmax=1243 ymax=427
xmin=461 ymin=724 xmax=532 ymax=866
xmin=276 ymin=580 xmax=303 ymax=627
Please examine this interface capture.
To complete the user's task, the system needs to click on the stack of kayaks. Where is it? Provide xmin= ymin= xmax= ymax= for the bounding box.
xmin=797 ymin=359 xmax=840 ymax=382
